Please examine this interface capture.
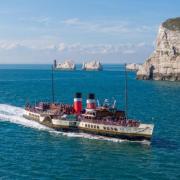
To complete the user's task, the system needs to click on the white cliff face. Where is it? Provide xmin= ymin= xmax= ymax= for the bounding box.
xmin=82 ymin=60 xmax=103 ymax=71
xmin=126 ymin=63 xmax=141 ymax=71
xmin=137 ymin=17 xmax=180 ymax=81
xmin=56 ymin=60 xmax=76 ymax=70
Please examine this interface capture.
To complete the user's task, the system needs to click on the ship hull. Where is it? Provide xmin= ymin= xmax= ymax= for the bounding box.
xmin=23 ymin=112 xmax=153 ymax=141
xmin=78 ymin=121 xmax=153 ymax=141
xmin=23 ymin=113 xmax=78 ymax=132
xmin=78 ymin=128 xmax=151 ymax=141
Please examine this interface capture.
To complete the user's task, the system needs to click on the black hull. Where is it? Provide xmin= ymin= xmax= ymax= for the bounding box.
xmin=79 ymin=129 xmax=151 ymax=141
xmin=53 ymin=126 xmax=79 ymax=132
xmin=53 ymin=128 xmax=150 ymax=141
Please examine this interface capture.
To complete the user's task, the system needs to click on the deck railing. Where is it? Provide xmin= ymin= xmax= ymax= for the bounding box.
xmin=25 ymin=107 xmax=140 ymax=127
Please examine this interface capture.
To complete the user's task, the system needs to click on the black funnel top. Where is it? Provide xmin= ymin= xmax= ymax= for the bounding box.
xmin=75 ymin=92 xmax=82 ymax=98
xmin=88 ymin=93 xmax=95 ymax=99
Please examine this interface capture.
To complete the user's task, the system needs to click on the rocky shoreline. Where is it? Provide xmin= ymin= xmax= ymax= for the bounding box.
xmin=137 ymin=17 xmax=180 ymax=81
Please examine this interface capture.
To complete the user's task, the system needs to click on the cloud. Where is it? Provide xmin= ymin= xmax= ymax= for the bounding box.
xmin=0 ymin=39 xmax=153 ymax=55
xmin=61 ymin=18 xmax=157 ymax=34
xmin=57 ymin=43 xmax=66 ymax=51
xmin=0 ymin=41 xmax=21 ymax=50
xmin=123 ymin=50 xmax=136 ymax=54
xmin=35 ymin=17 xmax=51 ymax=25
xmin=0 ymin=39 xmax=154 ymax=64
xmin=63 ymin=18 xmax=80 ymax=25
xmin=19 ymin=16 xmax=52 ymax=26
xmin=62 ymin=18 xmax=130 ymax=34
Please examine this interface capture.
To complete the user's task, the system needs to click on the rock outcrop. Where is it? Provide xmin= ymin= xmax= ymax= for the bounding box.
xmin=126 ymin=63 xmax=141 ymax=71
xmin=137 ymin=17 xmax=180 ymax=81
xmin=82 ymin=60 xmax=103 ymax=71
xmin=54 ymin=60 xmax=76 ymax=70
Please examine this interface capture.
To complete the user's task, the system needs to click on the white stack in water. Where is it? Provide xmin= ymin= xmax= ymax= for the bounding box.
xmin=126 ymin=63 xmax=141 ymax=71
xmin=82 ymin=60 xmax=103 ymax=71
xmin=55 ymin=60 xmax=76 ymax=70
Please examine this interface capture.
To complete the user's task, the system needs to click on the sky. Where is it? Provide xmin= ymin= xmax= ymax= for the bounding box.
xmin=0 ymin=0 xmax=179 ymax=64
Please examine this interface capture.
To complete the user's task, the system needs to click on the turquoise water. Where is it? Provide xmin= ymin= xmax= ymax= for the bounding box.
xmin=0 ymin=64 xmax=180 ymax=179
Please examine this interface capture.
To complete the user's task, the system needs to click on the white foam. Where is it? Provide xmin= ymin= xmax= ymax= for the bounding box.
xmin=0 ymin=104 xmax=150 ymax=144
xmin=50 ymin=131 xmax=126 ymax=143
xmin=0 ymin=104 xmax=50 ymax=131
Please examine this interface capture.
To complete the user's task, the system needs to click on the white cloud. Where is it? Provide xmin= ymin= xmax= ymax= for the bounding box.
xmin=19 ymin=16 xmax=51 ymax=26
xmin=62 ymin=18 xmax=130 ymax=34
xmin=0 ymin=39 xmax=154 ymax=64
xmin=0 ymin=41 xmax=21 ymax=50
xmin=0 ymin=39 xmax=153 ymax=55
xmin=61 ymin=18 xmax=157 ymax=34
xmin=63 ymin=18 xmax=80 ymax=25
xmin=123 ymin=50 xmax=136 ymax=54
xmin=35 ymin=17 xmax=51 ymax=25
xmin=57 ymin=43 xmax=66 ymax=51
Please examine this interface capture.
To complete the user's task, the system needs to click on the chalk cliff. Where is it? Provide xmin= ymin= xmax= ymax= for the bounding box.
xmin=137 ymin=17 xmax=180 ymax=81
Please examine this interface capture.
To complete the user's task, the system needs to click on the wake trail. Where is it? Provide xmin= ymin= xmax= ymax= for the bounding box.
xmin=0 ymin=104 xmax=50 ymax=131
xmin=0 ymin=104 xmax=150 ymax=144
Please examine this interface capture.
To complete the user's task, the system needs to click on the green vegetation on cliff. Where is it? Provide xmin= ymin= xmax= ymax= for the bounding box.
xmin=162 ymin=17 xmax=180 ymax=31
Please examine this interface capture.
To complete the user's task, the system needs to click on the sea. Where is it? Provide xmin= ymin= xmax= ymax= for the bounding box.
xmin=0 ymin=64 xmax=180 ymax=179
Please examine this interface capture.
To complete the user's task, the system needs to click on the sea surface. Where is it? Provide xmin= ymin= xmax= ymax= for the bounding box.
xmin=0 ymin=64 xmax=180 ymax=179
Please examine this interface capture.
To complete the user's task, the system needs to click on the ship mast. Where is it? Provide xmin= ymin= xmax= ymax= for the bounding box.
xmin=51 ymin=65 xmax=55 ymax=103
xmin=124 ymin=63 xmax=128 ymax=120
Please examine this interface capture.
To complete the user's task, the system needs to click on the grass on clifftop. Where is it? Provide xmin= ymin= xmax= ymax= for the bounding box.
xmin=162 ymin=17 xmax=180 ymax=31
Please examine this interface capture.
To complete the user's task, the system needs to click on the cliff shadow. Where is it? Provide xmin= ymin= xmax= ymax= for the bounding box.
xmin=149 ymin=65 xmax=155 ymax=80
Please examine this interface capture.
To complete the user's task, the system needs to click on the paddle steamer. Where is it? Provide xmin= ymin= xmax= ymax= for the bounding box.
xmin=23 ymin=65 xmax=154 ymax=141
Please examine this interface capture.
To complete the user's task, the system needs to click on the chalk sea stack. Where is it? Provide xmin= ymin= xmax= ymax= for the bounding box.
xmin=82 ymin=60 xmax=103 ymax=71
xmin=137 ymin=17 xmax=180 ymax=81
xmin=126 ymin=63 xmax=141 ymax=71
